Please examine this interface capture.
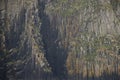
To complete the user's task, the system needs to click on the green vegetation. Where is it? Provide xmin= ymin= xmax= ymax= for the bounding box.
xmin=46 ymin=0 xmax=89 ymax=16
xmin=1 ymin=0 xmax=120 ymax=80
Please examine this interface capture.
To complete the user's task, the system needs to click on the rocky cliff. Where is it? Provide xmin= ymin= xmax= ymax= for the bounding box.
xmin=0 ymin=0 xmax=51 ymax=80
xmin=0 ymin=0 xmax=120 ymax=80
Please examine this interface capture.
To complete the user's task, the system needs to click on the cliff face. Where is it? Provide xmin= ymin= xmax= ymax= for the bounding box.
xmin=0 ymin=0 xmax=120 ymax=80
xmin=0 ymin=0 xmax=51 ymax=80
xmin=45 ymin=0 xmax=120 ymax=79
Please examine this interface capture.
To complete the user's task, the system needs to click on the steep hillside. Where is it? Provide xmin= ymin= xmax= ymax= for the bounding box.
xmin=0 ymin=0 xmax=120 ymax=80
xmin=0 ymin=0 xmax=51 ymax=80
xmin=45 ymin=0 xmax=120 ymax=79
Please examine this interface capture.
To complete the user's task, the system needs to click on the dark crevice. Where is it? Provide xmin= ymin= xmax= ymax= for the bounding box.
xmin=0 ymin=0 xmax=8 ymax=80
xmin=38 ymin=0 xmax=68 ymax=79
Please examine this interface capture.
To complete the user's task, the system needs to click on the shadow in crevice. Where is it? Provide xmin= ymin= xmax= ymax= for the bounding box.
xmin=38 ymin=0 xmax=68 ymax=79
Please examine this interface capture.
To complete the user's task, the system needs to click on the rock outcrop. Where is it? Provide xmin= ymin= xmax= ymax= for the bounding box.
xmin=0 ymin=0 xmax=51 ymax=80
xmin=0 ymin=0 xmax=120 ymax=80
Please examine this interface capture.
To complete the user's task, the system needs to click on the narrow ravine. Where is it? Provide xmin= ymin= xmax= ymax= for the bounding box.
xmin=38 ymin=0 xmax=68 ymax=79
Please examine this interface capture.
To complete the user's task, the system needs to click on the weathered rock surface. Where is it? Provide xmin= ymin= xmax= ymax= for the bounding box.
xmin=0 ymin=0 xmax=120 ymax=80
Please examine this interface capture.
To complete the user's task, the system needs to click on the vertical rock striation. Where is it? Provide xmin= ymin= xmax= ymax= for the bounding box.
xmin=45 ymin=0 xmax=120 ymax=80
xmin=0 ymin=0 xmax=120 ymax=80
xmin=0 ymin=0 xmax=51 ymax=80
